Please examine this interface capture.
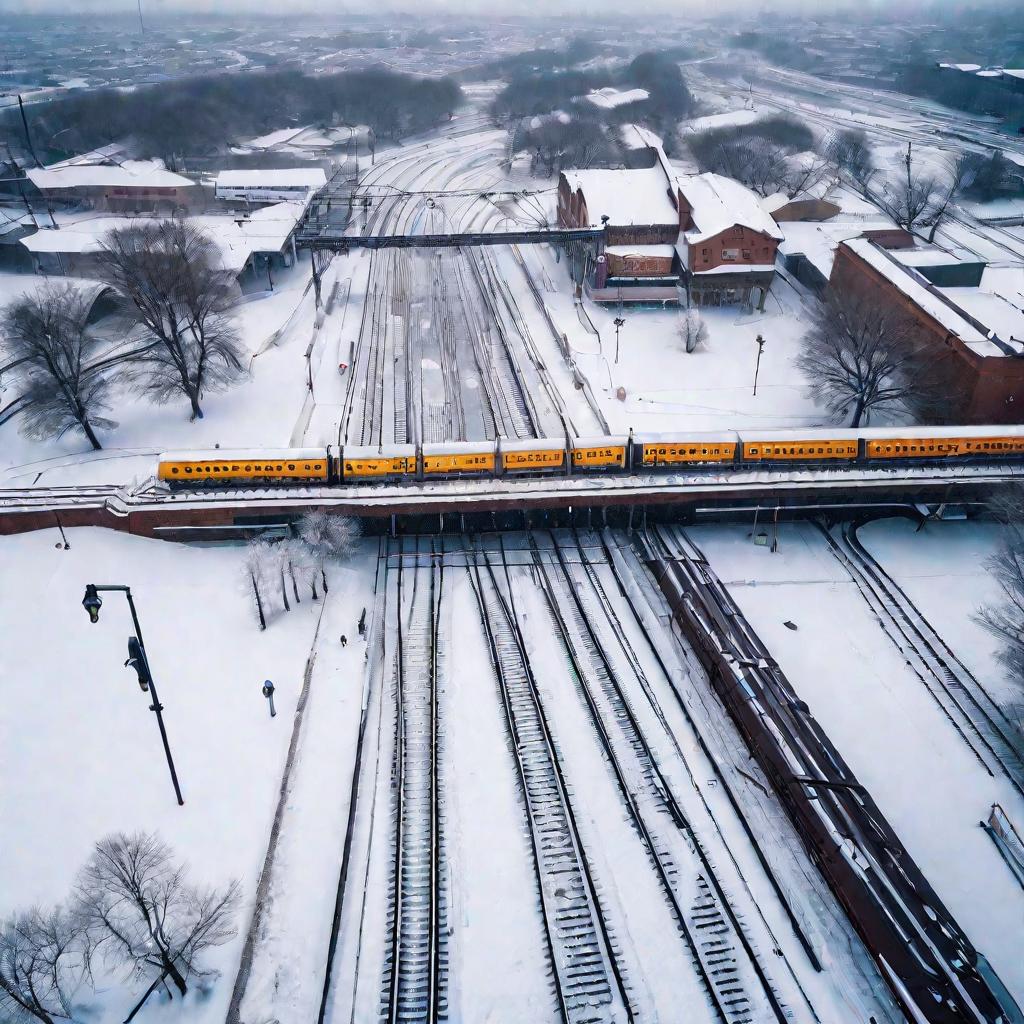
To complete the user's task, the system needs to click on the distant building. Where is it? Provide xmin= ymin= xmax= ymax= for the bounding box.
xmin=676 ymin=173 xmax=783 ymax=309
xmin=558 ymin=151 xmax=784 ymax=307
xmin=20 ymin=201 xmax=310 ymax=288
xmin=831 ymin=238 xmax=1024 ymax=423
xmin=214 ymin=168 xmax=327 ymax=206
xmin=25 ymin=160 xmax=197 ymax=214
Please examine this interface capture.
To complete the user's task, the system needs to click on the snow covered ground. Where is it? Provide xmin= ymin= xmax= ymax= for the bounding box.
xmin=691 ymin=517 xmax=1024 ymax=1007
xmin=0 ymin=526 xmax=376 ymax=1023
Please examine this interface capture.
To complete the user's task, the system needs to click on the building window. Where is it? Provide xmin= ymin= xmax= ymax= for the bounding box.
xmin=702 ymin=248 xmax=709 ymax=256
xmin=742 ymin=249 xmax=752 ymax=260
xmin=722 ymin=248 xmax=739 ymax=261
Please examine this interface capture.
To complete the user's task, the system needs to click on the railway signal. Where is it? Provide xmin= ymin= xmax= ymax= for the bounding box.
xmin=80 ymin=583 xmax=184 ymax=807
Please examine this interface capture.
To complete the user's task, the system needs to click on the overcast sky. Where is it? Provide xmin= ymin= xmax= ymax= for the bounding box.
xmin=0 ymin=0 xmax=978 ymax=15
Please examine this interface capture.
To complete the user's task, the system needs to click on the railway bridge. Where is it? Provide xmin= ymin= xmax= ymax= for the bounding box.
xmin=1 ymin=462 xmax=1017 ymax=541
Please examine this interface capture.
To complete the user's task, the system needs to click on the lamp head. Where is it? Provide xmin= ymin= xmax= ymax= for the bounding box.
xmin=82 ymin=585 xmax=102 ymax=623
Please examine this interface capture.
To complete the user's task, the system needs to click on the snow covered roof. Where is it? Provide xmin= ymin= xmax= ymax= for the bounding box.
xmin=620 ymin=124 xmax=664 ymax=151
xmin=677 ymin=172 xmax=784 ymax=244
xmin=21 ymin=201 xmax=308 ymax=270
xmin=213 ymin=168 xmax=327 ymax=190
xmin=561 ymin=165 xmax=677 ymax=227
xmin=938 ymin=62 xmax=982 ymax=72
xmin=1002 ymin=69 xmax=1024 ymax=81
xmin=584 ymin=87 xmax=650 ymax=109
xmin=842 ymin=238 xmax=1022 ymax=357
xmin=26 ymin=159 xmax=194 ymax=191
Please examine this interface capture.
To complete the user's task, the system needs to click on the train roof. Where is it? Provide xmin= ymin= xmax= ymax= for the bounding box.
xmin=735 ymin=428 xmax=863 ymax=443
xmin=341 ymin=443 xmax=417 ymax=459
xmin=421 ymin=440 xmax=495 ymax=455
xmin=499 ymin=436 xmax=569 ymax=452
xmin=571 ymin=435 xmax=630 ymax=447
xmin=852 ymin=425 xmax=1024 ymax=440
xmin=633 ymin=431 xmax=741 ymax=444
xmin=159 ymin=448 xmax=328 ymax=462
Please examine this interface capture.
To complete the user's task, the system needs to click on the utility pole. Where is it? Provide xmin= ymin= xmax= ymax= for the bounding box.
xmin=137 ymin=0 xmax=145 ymax=34
xmin=753 ymin=333 xmax=766 ymax=396
xmin=613 ymin=317 xmax=625 ymax=364
xmin=17 ymin=96 xmax=41 ymax=168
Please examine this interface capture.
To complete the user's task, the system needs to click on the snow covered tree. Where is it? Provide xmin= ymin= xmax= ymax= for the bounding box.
xmin=0 ymin=283 xmax=116 ymax=450
xmin=241 ymin=538 xmax=272 ymax=629
xmin=77 ymin=832 xmax=240 ymax=1001
xmin=797 ymin=291 xmax=937 ymax=427
xmin=677 ymin=308 xmax=708 ymax=354
xmin=297 ymin=510 xmax=360 ymax=595
xmin=0 ymin=906 xmax=90 ymax=1024
xmin=98 ymin=221 xmax=245 ymax=421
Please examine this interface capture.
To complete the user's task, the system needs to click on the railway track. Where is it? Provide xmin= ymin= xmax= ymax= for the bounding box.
xmin=464 ymin=537 xmax=633 ymax=1024
xmin=382 ymin=537 xmax=448 ymax=1023
xmin=650 ymin=522 xmax=1018 ymax=1024
xmin=820 ymin=520 xmax=1024 ymax=798
xmin=531 ymin=530 xmax=797 ymax=1024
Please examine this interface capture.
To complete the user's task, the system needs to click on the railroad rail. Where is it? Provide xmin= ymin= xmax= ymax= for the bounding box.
xmin=820 ymin=520 xmax=1024 ymax=799
xmin=645 ymin=523 xmax=1021 ymax=1024
xmin=383 ymin=537 xmax=448 ymax=1023
xmin=465 ymin=537 xmax=633 ymax=1024
xmin=531 ymin=530 xmax=794 ymax=1024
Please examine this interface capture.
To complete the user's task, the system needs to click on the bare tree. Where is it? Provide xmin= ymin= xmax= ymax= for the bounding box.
xmin=977 ymin=486 xmax=1024 ymax=715
xmin=0 ymin=907 xmax=89 ymax=1024
xmin=878 ymin=142 xmax=939 ymax=232
xmin=677 ymin=308 xmax=708 ymax=353
xmin=77 ymin=833 xmax=240 ymax=1001
xmin=0 ymin=283 xmax=115 ymax=450
xmin=797 ymin=291 xmax=939 ymax=427
xmin=298 ymin=510 xmax=360 ymax=595
xmin=826 ymin=128 xmax=874 ymax=186
xmin=98 ymin=221 xmax=245 ymax=421
xmin=924 ymin=155 xmax=970 ymax=243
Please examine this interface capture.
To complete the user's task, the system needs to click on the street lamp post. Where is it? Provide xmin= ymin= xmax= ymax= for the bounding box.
xmin=613 ymin=317 xmax=625 ymax=365
xmin=81 ymin=584 xmax=184 ymax=806
xmin=753 ymin=333 xmax=766 ymax=396
xmin=262 ymin=679 xmax=277 ymax=718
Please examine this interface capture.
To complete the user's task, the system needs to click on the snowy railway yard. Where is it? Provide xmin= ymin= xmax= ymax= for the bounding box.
xmin=7 ymin=30 xmax=1024 ymax=1024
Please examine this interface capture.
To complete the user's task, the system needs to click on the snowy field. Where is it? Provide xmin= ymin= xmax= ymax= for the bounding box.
xmin=691 ymin=517 xmax=1024 ymax=1006
xmin=0 ymin=526 xmax=378 ymax=1023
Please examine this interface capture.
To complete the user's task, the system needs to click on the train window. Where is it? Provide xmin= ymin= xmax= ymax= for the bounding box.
xmin=171 ymin=467 xmax=180 ymax=474
xmin=185 ymin=466 xmax=193 ymax=473
xmin=287 ymin=463 xmax=296 ymax=471
xmin=276 ymin=464 xmax=283 ymax=471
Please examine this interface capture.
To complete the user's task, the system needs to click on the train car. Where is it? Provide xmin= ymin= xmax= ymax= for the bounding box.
xmin=570 ymin=436 xmax=629 ymax=471
xmin=860 ymin=425 xmax=1024 ymax=460
xmin=421 ymin=441 xmax=496 ymax=476
xmin=634 ymin=432 xmax=740 ymax=469
xmin=740 ymin=429 xmax=860 ymax=463
xmin=339 ymin=444 xmax=417 ymax=481
xmin=501 ymin=437 xmax=568 ymax=474
xmin=158 ymin=448 xmax=330 ymax=487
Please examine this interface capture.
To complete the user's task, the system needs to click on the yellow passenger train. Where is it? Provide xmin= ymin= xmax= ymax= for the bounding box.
xmin=157 ymin=427 xmax=1024 ymax=488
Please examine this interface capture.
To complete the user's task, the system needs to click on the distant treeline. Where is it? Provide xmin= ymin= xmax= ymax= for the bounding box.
xmin=894 ymin=64 xmax=1024 ymax=126
xmin=6 ymin=68 xmax=463 ymax=161
xmin=492 ymin=51 xmax=695 ymax=145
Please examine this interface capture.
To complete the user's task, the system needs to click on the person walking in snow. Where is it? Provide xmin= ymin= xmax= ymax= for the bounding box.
xmin=340 ymin=634 xmax=348 ymax=647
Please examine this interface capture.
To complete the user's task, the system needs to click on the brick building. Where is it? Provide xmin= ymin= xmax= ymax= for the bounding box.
xmin=831 ymin=238 xmax=1024 ymax=423
xmin=676 ymin=173 xmax=783 ymax=309
xmin=558 ymin=163 xmax=681 ymax=302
